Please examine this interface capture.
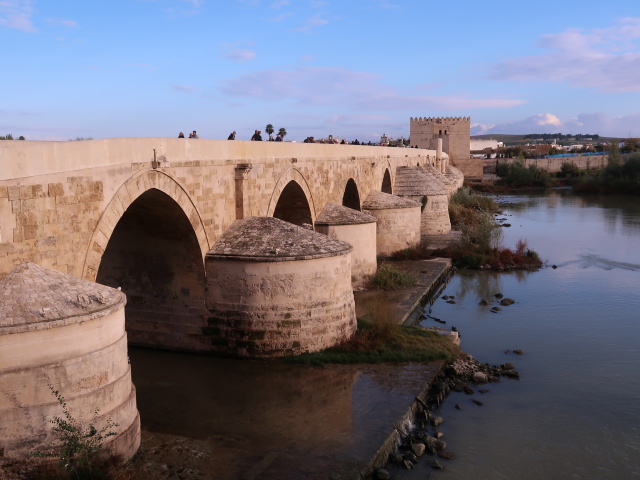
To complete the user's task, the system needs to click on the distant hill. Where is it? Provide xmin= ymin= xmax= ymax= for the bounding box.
xmin=472 ymin=134 xmax=615 ymax=145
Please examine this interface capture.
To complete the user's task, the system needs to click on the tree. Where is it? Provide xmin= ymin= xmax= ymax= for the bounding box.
xmin=608 ymin=139 xmax=621 ymax=166
xmin=265 ymin=124 xmax=274 ymax=138
xmin=278 ymin=127 xmax=287 ymax=139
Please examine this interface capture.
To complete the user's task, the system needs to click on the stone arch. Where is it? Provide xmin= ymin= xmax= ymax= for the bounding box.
xmin=267 ymin=167 xmax=316 ymax=225
xmin=83 ymin=169 xmax=210 ymax=349
xmin=381 ymin=168 xmax=393 ymax=194
xmin=342 ymin=178 xmax=361 ymax=211
xmin=82 ymin=169 xmax=209 ymax=282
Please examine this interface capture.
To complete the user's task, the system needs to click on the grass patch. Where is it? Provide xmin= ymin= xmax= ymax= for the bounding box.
xmin=286 ymin=317 xmax=461 ymax=365
xmin=370 ymin=262 xmax=415 ymax=290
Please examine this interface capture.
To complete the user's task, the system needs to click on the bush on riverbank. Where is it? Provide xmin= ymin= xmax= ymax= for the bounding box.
xmin=433 ymin=188 xmax=542 ymax=270
xmin=573 ymin=153 xmax=640 ymax=194
xmin=286 ymin=317 xmax=461 ymax=365
xmin=495 ymin=159 xmax=553 ymax=188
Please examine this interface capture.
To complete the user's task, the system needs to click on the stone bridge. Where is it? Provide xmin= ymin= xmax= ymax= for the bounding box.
xmin=0 ymin=138 xmax=456 ymax=353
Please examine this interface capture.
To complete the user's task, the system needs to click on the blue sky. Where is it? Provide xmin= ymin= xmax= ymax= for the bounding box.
xmin=1 ymin=0 xmax=639 ymax=142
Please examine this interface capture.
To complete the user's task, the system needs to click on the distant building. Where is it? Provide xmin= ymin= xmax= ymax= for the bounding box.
xmin=470 ymin=139 xmax=503 ymax=151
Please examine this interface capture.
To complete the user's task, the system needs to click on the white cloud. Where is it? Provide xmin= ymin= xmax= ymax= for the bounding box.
xmin=471 ymin=112 xmax=640 ymax=137
xmin=0 ymin=0 xmax=36 ymax=32
xmin=491 ymin=17 xmax=640 ymax=92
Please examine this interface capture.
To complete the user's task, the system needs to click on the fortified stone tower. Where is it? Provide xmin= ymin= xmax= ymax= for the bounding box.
xmin=410 ymin=117 xmax=481 ymax=180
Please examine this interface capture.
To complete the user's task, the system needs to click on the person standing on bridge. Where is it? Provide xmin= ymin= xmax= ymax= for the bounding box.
xmin=178 ymin=132 xmax=185 ymax=138
xmin=190 ymin=130 xmax=199 ymax=139
xmin=251 ymin=130 xmax=262 ymax=141
xmin=228 ymin=131 xmax=236 ymax=140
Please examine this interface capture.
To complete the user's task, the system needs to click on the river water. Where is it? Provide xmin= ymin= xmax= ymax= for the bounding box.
xmin=130 ymin=189 xmax=640 ymax=479
xmin=404 ymin=190 xmax=640 ymax=479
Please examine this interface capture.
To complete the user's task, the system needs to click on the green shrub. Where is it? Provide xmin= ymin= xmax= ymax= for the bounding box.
xmin=496 ymin=160 xmax=553 ymax=187
xmin=371 ymin=263 xmax=415 ymax=290
xmin=33 ymin=385 xmax=119 ymax=479
xmin=559 ymin=162 xmax=581 ymax=178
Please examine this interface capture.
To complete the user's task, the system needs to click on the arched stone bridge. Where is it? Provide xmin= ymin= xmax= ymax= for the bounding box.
xmin=0 ymin=138 xmax=451 ymax=351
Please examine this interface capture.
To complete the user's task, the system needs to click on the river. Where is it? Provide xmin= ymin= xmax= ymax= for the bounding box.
xmin=401 ymin=190 xmax=640 ymax=479
xmin=130 ymin=189 xmax=640 ymax=479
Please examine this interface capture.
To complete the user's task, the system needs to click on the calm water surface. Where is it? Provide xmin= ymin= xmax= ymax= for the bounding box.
xmin=402 ymin=190 xmax=640 ymax=480
xmin=131 ymin=190 xmax=640 ymax=479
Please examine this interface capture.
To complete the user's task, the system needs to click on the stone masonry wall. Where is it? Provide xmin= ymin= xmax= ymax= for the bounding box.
xmin=0 ymin=139 xmax=437 ymax=280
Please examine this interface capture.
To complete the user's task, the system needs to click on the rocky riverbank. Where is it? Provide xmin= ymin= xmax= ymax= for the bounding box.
xmin=372 ymin=354 xmax=522 ymax=479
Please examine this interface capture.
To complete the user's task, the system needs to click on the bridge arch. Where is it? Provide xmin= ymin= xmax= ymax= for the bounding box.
xmin=83 ymin=169 xmax=210 ymax=348
xmin=267 ymin=167 xmax=316 ymax=226
xmin=342 ymin=178 xmax=361 ymax=211
xmin=381 ymin=168 xmax=393 ymax=194
xmin=82 ymin=169 xmax=210 ymax=282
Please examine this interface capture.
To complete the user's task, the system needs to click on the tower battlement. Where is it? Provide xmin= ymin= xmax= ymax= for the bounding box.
xmin=410 ymin=115 xmax=477 ymax=178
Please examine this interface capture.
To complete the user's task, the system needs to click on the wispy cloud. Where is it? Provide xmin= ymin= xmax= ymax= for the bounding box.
xmin=0 ymin=0 xmax=37 ymax=32
xmin=491 ymin=17 xmax=640 ymax=92
xmin=269 ymin=0 xmax=290 ymax=8
xmin=171 ymin=84 xmax=197 ymax=93
xmin=47 ymin=18 xmax=78 ymax=27
xmin=222 ymin=47 xmax=256 ymax=61
xmin=292 ymin=13 xmax=329 ymax=31
xmin=220 ymin=67 xmax=526 ymax=111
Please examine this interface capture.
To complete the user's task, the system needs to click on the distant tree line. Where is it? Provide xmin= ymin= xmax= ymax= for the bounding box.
xmin=524 ymin=133 xmax=600 ymax=140
xmin=0 ymin=133 xmax=25 ymax=140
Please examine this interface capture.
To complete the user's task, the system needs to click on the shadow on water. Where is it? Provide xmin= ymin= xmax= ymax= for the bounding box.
xmin=129 ymin=348 xmax=442 ymax=479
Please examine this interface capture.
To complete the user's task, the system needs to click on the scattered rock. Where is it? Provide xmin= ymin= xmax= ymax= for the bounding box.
xmin=463 ymin=385 xmax=474 ymax=395
xmin=494 ymin=293 xmax=504 ymax=299
xmin=472 ymin=399 xmax=484 ymax=406
xmin=490 ymin=306 xmax=502 ymax=313
xmin=430 ymin=416 xmax=443 ymax=427
xmin=435 ymin=431 xmax=444 ymax=439
xmin=403 ymin=451 xmax=417 ymax=463
xmin=403 ymin=459 xmax=414 ymax=470
xmin=513 ymin=349 xmax=524 ymax=355
xmin=411 ymin=443 xmax=426 ymax=457
xmin=454 ymin=403 xmax=461 ymax=410
xmin=442 ymin=295 xmax=449 ymax=300
xmin=424 ymin=436 xmax=446 ymax=452
xmin=438 ymin=451 xmax=457 ymax=460
xmin=500 ymin=298 xmax=515 ymax=306
xmin=428 ymin=459 xmax=444 ymax=470
xmin=479 ymin=299 xmax=488 ymax=306
xmin=471 ymin=371 xmax=489 ymax=384
xmin=479 ymin=389 xmax=490 ymax=394
xmin=446 ymin=300 xmax=456 ymax=304
xmin=552 ymin=264 xmax=558 ymax=269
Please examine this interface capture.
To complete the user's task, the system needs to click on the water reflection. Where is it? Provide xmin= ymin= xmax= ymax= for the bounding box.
xmin=129 ymin=348 xmax=442 ymax=478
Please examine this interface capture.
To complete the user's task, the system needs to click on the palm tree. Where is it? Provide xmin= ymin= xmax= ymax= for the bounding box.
xmin=265 ymin=124 xmax=274 ymax=138
xmin=278 ymin=127 xmax=287 ymax=139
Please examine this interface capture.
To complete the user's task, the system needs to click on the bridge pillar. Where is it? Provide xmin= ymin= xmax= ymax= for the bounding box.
xmin=234 ymin=164 xmax=252 ymax=220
